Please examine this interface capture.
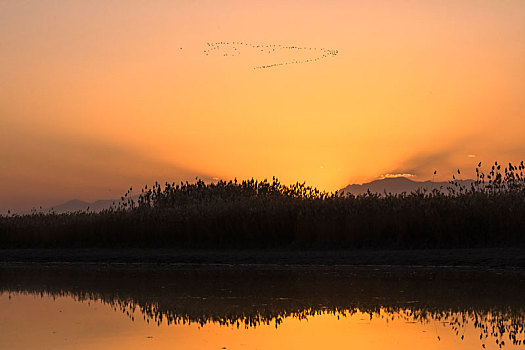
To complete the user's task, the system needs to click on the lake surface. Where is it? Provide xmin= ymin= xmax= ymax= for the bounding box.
xmin=1 ymin=265 xmax=524 ymax=349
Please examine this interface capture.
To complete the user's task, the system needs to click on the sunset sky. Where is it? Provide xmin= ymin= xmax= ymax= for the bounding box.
xmin=1 ymin=0 xmax=524 ymax=212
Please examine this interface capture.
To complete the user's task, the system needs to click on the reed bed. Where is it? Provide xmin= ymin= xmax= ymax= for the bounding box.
xmin=1 ymin=161 xmax=525 ymax=249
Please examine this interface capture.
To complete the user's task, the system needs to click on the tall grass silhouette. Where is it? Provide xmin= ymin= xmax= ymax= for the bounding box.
xmin=1 ymin=161 xmax=525 ymax=249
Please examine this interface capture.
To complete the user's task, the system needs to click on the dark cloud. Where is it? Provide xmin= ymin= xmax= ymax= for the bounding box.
xmin=386 ymin=137 xmax=480 ymax=179
xmin=389 ymin=148 xmax=458 ymax=178
xmin=0 ymin=131 xmax=214 ymax=213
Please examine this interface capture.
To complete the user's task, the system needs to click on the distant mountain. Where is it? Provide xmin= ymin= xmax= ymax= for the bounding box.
xmin=339 ymin=177 xmax=474 ymax=196
xmin=35 ymin=177 xmax=475 ymax=214
xmin=46 ymin=199 xmax=116 ymax=214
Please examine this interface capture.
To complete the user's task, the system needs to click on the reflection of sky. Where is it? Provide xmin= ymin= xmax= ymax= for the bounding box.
xmin=1 ymin=0 xmax=524 ymax=211
xmin=1 ymin=293 xmax=518 ymax=350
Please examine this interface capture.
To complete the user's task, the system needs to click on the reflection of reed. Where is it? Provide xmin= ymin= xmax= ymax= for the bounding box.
xmin=1 ymin=266 xmax=524 ymax=347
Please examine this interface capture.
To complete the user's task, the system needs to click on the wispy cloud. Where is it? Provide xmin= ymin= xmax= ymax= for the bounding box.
xmin=0 ymin=129 xmax=214 ymax=212
xmin=379 ymin=173 xmax=415 ymax=179
xmin=387 ymin=147 xmax=459 ymax=178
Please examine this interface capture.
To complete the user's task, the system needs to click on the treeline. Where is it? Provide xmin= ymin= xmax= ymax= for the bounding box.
xmin=1 ymin=162 xmax=525 ymax=249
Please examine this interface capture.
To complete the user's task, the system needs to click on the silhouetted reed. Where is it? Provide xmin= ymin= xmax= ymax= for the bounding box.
xmin=1 ymin=161 xmax=525 ymax=249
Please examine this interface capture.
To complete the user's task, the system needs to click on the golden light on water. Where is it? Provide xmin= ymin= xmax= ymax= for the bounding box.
xmin=1 ymin=0 xmax=524 ymax=210
xmin=1 ymin=293 xmax=517 ymax=350
xmin=2 ymin=266 xmax=524 ymax=350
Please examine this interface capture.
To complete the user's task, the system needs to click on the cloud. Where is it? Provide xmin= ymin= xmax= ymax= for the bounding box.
xmin=386 ymin=136 xmax=525 ymax=181
xmin=379 ymin=173 xmax=415 ymax=179
xmin=387 ymin=147 xmax=459 ymax=178
xmin=0 ymin=129 xmax=214 ymax=212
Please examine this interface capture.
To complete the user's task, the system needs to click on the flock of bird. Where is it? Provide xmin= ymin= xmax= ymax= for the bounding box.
xmin=203 ymin=41 xmax=339 ymax=69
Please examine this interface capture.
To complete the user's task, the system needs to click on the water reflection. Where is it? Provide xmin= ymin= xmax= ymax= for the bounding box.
xmin=1 ymin=265 xmax=524 ymax=348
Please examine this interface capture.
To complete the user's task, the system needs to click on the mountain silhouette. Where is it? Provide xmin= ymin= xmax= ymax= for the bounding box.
xmin=339 ymin=177 xmax=474 ymax=196
xmin=36 ymin=177 xmax=475 ymax=214
xmin=44 ymin=199 xmax=116 ymax=214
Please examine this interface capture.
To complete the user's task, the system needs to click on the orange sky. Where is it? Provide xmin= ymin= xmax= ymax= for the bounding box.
xmin=1 ymin=0 xmax=524 ymax=211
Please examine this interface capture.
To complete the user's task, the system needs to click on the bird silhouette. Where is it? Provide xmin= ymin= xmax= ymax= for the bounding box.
xmin=204 ymin=41 xmax=339 ymax=69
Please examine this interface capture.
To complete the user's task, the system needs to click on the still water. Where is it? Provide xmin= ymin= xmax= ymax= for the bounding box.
xmin=0 ymin=265 xmax=524 ymax=349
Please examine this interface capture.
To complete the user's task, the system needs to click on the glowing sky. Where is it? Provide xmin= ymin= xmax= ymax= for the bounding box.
xmin=1 ymin=0 xmax=524 ymax=211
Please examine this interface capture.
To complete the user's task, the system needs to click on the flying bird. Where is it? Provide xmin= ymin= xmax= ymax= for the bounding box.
xmin=204 ymin=41 xmax=339 ymax=70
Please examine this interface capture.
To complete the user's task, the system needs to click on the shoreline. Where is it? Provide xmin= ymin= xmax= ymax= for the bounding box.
xmin=1 ymin=248 xmax=524 ymax=268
